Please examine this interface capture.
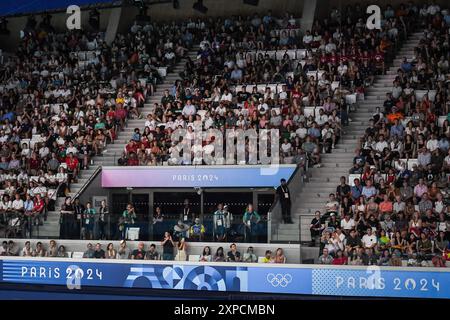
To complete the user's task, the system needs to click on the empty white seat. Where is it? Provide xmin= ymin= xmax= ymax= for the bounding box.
xmin=407 ymin=159 xmax=419 ymax=170
xmin=157 ymin=67 xmax=167 ymax=78
xmin=257 ymin=256 xmax=266 ymax=263
xmin=72 ymin=252 xmax=84 ymax=259
xmin=428 ymin=90 xmax=436 ymax=102
xmin=188 ymin=255 xmax=200 ymax=262
xmin=303 ymin=107 xmax=315 ymax=118
xmin=438 ymin=116 xmax=447 ymax=127
xmin=415 ymin=90 xmax=427 ymax=101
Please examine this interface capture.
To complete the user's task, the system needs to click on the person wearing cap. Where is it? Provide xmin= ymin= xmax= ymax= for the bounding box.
xmin=189 ymin=218 xmax=205 ymax=242
xmin=276 ymin=178 xmax=293 ymax=224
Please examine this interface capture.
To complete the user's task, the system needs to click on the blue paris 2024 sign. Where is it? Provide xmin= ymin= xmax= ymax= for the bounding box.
xmin=1 ymin=259 xmax=450 ymax=299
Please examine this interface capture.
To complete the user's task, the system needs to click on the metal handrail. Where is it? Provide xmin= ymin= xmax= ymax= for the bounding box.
xmin=71 ymin=166 xmax=102 ymax=202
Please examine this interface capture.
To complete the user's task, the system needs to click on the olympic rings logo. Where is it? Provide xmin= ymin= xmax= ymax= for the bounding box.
xmin=266 ymin=273 xmax=292 ymax=287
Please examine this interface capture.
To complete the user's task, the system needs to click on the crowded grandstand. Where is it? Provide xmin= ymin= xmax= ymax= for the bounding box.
xmin=0 ymin=0 xmax=449 ymax=276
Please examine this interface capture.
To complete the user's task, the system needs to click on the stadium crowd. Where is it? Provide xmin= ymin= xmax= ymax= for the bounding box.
xmin=313 ymin=3 xmax=450 ymax=267
xmin=0 ymin=17 xmax=194 ymax=236
xmin=116 ymin=5 xmax=414 ymax=168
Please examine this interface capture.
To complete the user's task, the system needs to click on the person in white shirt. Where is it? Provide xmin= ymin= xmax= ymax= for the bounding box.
xmin=375 ymin=135 xmax=389 ymax=153
xmin=315 ymin=109 xmax=328 ymax=126
xmin=426 ymin=134 xmax=439 ymax=152
xmin=340 ymin=214 xmax=355 ymax=232
xmin=220 ymin=89 xmax=233 ymax=103
xmin=11 ymin=194 xmax=24 ymax=213
xmin=362 ymin=228 xmax=378 ymax=249
xmin=182 ymin=100 xmax=196 ymax=117
xmin=302 ymin=30 xmax=313 ymax=46
xmin=296 ymin=122 xmax=308 ymax=139
xmin=66 ymin=142 xmax=78 ymax=156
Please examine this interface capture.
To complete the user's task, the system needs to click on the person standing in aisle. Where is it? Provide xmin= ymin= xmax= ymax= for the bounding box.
xmin=276 ymin=178 xmax=293 ymax=224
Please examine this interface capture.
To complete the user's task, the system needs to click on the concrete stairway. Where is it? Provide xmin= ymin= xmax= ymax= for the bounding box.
xmin=32 ymin=47 xmax=200 ymax=238
xmin=273 ymin=32 xmax=424 ymax=243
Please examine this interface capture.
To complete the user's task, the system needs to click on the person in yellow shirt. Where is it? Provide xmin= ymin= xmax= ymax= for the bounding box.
xmin=261 ymin=250 xmax=273 ymax=263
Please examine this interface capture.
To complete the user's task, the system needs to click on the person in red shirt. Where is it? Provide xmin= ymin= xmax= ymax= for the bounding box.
xmin=32 ymin=194 xmax=45 ymax=226
xmin=28 ymin=152 xmax=41 ymax=176
xmin=125 ymin=140 xmax=138 ymax=155
xmin=332 ymin=249 xmax=348 ymax=265
xmin=127 ymin=152 xmax=139 ymax=166
xmin=65 ymin=152 xmax=79 ymax=182
xmin=114 ymin=103 xmax=127 ymax=130
xmin=372 ymin=47 xmax=385 ymax=74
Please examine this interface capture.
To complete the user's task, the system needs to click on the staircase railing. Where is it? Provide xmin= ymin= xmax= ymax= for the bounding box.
xmin=71 ymin=166 xmax=102 ymax=201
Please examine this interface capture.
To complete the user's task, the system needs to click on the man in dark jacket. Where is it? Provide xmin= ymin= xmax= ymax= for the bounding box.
xmin=276 ymin=178 xmax=293 ymax=224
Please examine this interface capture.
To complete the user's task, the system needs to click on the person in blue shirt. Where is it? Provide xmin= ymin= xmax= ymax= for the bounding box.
xmin=400 ymin=57 xmax=413 ymax=73
xmin=362 ymin=180 xmax=377 ymax=198
xmin=351 ymin=179 xmax=363 ymax=200
xmin=389 ymin=119 xmax=404 ymax=139
xmin=438 ymin=136 xmax=449 ymax=153
xmin=307 ymin=122 xmax=321 ymax=139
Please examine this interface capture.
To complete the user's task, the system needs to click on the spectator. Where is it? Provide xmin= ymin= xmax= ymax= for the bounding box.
xmin=161 ymin=232 xmax=175 ymax=261
xmin=199 ymin=246 xmax=212 ymax=262
xmin=332 ymin=250 xmax=347 ymax=265
xmin=117 ymin=240 xmax=130 ymax=259
xmin=174 ymin=238 xmax=187 ymax=261
xmin=46 ymin=240 xmax=58 ymax=257
xmin=273 ymin=248 xmax=286 ymax=264
xmin=131 ymin=241 xmax=146 ymax=260
xmin=106 ymin=243 xmax=117 ymax=259
xmin=57 ymin=245 xmax=68 ymax=258
xmin=261 ymin=250 xmax=273 ymax=263
xmin=243 ymin=204 xmax=261 ymax=243
xmin=189 ymin=218 xmax=205 ymax=241
xmin=82 ymin=243 xmax=95 ymax=258
xmin=145 ymin=244 xmax=160 ymax=260
xmin=318 ymin=248 xmax=333 ymax=264
xmin=243 ymin=246 xmax=257 ymax=263
xmin=213 ymin=247 xmax=226 ymax=262
xmin=362 ymin=228 xmax=378 ymax=249
xmin=227 ymin=243 xmax=241 ymax=262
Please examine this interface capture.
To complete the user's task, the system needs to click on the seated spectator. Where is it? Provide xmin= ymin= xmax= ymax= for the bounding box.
xmin=273 ymin=248 xmax=286 ymax=264
xmin=199 ymin=246 xmax=212 ymax=262
xmin=261 ymin=250 xmax=273 ymax=263
xmin=57 ymin=245 xmax=68 ymax=258
xmin=332 ymin=250 xmax=347 ymax=265
xmin=213 ymin=247 xmax=226 ymax=262
xmin=106 ymin=243 xmax=117 ymax=259
xmin=243 ymin=246 xmax=257 ymax=263
xmin=117 ymin=240 xmax=130 ymax=259
xmin=46 ymin=240 xmax=58 ymax=257
xmin=82 ymin=243 xmax=95 ymax=259
xmin=227 ymin=243 xmax=241 ymax=262
xmin=21 ymin=241 xmax=33 ymax=257
xmin=318 ymin=248 xmax=333 ymax=264
xmin=145 ymin=244 xmax=160 ymax=260
xmin=131 ymin=242 xmax=146 ymax=260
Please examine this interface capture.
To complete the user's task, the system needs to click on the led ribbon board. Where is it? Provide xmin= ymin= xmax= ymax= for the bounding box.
xmin=1 ymin=258 xmax=450 ymax=299
xmin=101 ymin=165 xmax=297 ymax=188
